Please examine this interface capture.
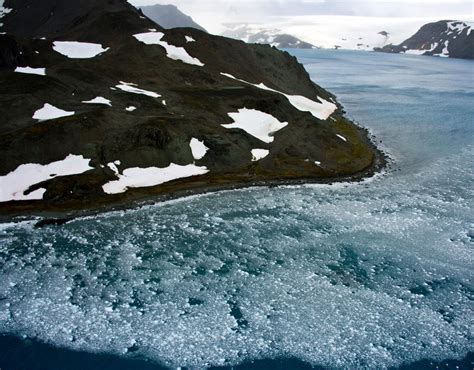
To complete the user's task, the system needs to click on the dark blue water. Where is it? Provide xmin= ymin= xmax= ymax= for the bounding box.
xmin=1 ymin=50 xmax=473 ymax=369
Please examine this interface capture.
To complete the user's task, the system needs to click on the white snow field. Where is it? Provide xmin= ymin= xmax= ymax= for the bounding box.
xmin=222 ymin=108 xmax=288 ymax=143
xmin=102 ymin=164 xmax=210 ymax=194
xmin=133 ymin=31 xmax=204 ymax=66
xmin=14 ymin=67 xmax=46 ymax=76
xmin=190 ymin=138 xmax=209 ymax=160
xmin=0 ymin=155 xmax=93 ymax=202
xmin=32 ymin=103 xmax=75 ymax=121
xmin=52 ymin=41 xmax=109 ymax=58
xmin=115 ymin=82 xmax=161 ymax=98
xmin=221 ymin=73 xmax=336 ymax=120
xmin=251 ymin=149 xmax=270 ymax=161
xmin=82 ymin=97 xmax=112 ymax=106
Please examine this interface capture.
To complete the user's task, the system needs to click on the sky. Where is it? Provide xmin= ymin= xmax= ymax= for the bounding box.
xmin=129 ymin=0 xmax=474 ymax=33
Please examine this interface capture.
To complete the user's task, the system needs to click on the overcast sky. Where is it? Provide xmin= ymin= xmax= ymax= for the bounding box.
xmin=129 ymin=0 xmax=473 ymax=32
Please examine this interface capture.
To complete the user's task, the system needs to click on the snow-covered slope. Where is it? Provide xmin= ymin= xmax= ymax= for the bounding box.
xmin=222 ymin=23 xmax=314 ymax=49
xmin=220 ymin=16 xmax=473 ymax=53
xmin=377 ymin=20 xmax=474 ymax=59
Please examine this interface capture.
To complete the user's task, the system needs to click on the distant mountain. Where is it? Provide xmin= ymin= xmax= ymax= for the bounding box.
xmin=140 ymin=4 xmax=206 ymax=32
xmin=376 ymin=20 xmax=473 ymax=59
xmin=222 ymin=24 xmax=315 ymax=49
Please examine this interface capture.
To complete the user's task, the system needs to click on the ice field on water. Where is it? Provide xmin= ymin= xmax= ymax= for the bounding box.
xmin=0 ymin=50 xmax=473 ymax=368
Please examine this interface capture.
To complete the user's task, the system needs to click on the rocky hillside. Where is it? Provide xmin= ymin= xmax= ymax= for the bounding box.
xmin=140 ymin=4 xmax=207 ymax=32
xmin=222 ymin=24 xmax=315 ymax=49
xmin=376 ymin=20 xmax=473 ymax=59
xmin=0 ymin=0 xmax=381 ymax=217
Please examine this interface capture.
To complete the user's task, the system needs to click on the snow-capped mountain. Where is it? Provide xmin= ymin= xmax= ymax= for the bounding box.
xmin=376 ymin=20 xmax=473 ymax=59
xmin=0 ymin=0 xmax=379 ymax=216
xmin=140 ymin=4 xmax=207 ymax=32
xmin=222 ymin=24 xmax=314 ymax=49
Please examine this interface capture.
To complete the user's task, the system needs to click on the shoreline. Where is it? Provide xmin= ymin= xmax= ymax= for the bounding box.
xmin=0 ymin=132 xmax=389 ymax=224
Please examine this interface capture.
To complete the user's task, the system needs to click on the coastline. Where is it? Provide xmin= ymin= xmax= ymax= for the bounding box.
xmin=0 ymin=124 xmax=388 ymax=224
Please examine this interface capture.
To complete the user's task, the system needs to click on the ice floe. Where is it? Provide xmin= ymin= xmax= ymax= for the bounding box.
xmin=52 ymin=41 xmax=109 ymax=59
xmin=251 ymin=149 xmax=270 ymax=161
xmin=82 ymin=97 xmax=112 ymax=106
xmin=0 ymin=154 xmax=93 ymax=202
xmin=190 ymin=138 xmax=209 ymax=160
xmin=133 ymin=31 xmax=204 ymax=66
xmin=102 ymin=164 xmax=209 ymax=194
xmin=221 ymin=73 xmax=336 ymax=120
xmin=115 ymin=81 xmax=161 ymax=98
xmin=222 ymin=108 xmax=288 ymax=143
xmin=14 ymin=67 xmax=46 ymax=76
xmin=33 ymin=103 xmax=75 ymax=121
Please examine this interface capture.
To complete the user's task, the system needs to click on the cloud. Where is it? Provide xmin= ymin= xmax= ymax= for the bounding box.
xmin=129 ymin=0 xmax=473 ymax=33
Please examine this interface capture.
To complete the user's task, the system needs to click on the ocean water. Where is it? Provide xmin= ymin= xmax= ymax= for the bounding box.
xmin=0 ymin=50 xmax=473 ymax=369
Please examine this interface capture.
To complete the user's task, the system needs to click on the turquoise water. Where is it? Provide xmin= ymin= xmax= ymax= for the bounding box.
xmin=1 ymin=50 xmax=473 ymax=369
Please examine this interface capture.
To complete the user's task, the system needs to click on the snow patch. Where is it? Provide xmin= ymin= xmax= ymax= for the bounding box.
xmin=0 ymin=1 xmax=12 ymax=27
xmin=14 ymin=67 xmax=46 ymax=76
xmin=190 ymin=138 xmax=209 ymax=160
xmin=185 ymin=36 xmax=196 ymax=43
xmin=53 ymin=41 xmax=109 ymax=59
xmin=0 ymin=155 xmax=93 ymax=202
xmin=133 ymin=32 xmax=204 ymax=66
xmin=102 ymin=164 xmax=209 ymax=194
xmin=251 ymin=149 xmax=270 ymax=161
xmin=222 ymin=108 xmax=288 ymax=143
xmin=221 ymin=73 xmax=336 ymax=120
xmin=82 ymin=97 xmax=112 ymax=106
xmin=337 ymin=134 xmax=348 ymax=142
xmin=33 ymin=103 xmax=75 ymax=121
xmin=125 ymin=106 xmax=137 ymax=112
xmin=115 ymin=82 xmax=161 ymax=98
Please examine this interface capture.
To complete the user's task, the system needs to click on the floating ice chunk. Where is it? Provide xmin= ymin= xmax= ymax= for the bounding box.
xmin=102 ymin=164 xmax=209 ymax=194
xmin=0 ymin=154 xmax=93 ymax=202
xmin=125 ymin=106 xmax=137 ymax=112
xmin=33 ymin=103 xmax=75 ymax=121
xmin=14 ymin=67 xmax=46 ymax=76
xmin=220 ymin=73 xmax=336 ymax=120
xmin=133 ymin=32 xmax=204 ymax=66
xmin=190 ymin=138 xmax=209 ymax=160
xmin=337 ymin=134 xmax=348 ymax=142
xmin=185 ymin=36 xmax=195 ymax=43
xmin=251 ymin=149 xmax=270 ymax=161
xmin=53 ymin=41 xmax=109 ymax=59
xmin=82 ymin=96 xmax=112 ymax=106
xmin=115 ymin=81 xmax=161 ymax=98
xmin=222 ymin=108 xmax=288 ymax=143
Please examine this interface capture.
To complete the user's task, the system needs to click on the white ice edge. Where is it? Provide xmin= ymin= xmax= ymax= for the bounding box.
xmin=0 ymin=154 xmax=93 ymax=202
